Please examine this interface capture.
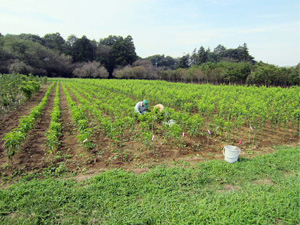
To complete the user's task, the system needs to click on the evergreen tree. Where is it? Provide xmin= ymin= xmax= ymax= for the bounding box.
xmin=71 ymin=35 xmax=94 ymax=62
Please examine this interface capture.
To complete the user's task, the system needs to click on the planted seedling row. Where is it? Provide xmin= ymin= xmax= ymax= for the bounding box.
xmin=62 ymin=83 xmax=94 ymax=149
xmin=2 ymin=82 xmax=56 ymax=159
xmin=45 ymin=82 xmax=62 ymax=154
xmin=66 ymin=83 xmax=134 ymax=145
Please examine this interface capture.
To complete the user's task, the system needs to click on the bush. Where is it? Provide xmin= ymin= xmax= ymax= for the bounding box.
xmin=20 ymin=80 xmax=40 ymax=99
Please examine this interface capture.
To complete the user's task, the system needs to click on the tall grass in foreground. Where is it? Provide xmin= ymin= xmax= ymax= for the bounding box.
xmin=0 ymin=146 xmax=299 ymax=224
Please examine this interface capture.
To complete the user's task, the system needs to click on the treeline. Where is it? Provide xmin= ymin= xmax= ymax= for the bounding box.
xmin=159 ymin=62 xmax=299 ymax=86
xmin=0 ymin=33 xmax=137 ymax=78
xmin=116 ymin=44 xmax=299 ymax=86
xmin=0 ymin=32 xmax=298 ymax=86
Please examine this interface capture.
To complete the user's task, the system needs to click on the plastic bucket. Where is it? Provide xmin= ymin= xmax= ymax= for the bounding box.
xmin=223 ymin=146 xmax=241 ymax=163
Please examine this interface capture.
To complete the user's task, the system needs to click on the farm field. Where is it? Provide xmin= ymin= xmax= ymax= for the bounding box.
xmin=0 ymin=77 xmax=299 ymax=224
xmin=0 ymin=78 xmax=299 ymax=181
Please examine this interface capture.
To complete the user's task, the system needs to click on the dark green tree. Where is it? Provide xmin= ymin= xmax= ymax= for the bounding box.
xmin=237 ymin=43 xmax=255 ymax=63
xmin=97 ymin=35 xmax=137 ymax=78
xmin=178 ymin=54 xmax=190 ymax=68
xmin=43 ymin=32 xmax=65 ymax=52
xmin=146 ymin=54 xmax=177 ymax=69
xmin=190 ymin=48 xmax=198 ymax=66
xmin=18 ymin=33 xmax=44 ymax=45
xmin=216 ymin=43 xmax=255 ymax=63
xmin=112 ymin=35 xmax=137 ymax=66
xmin=64 ymin=34 xmax=78 ymax=56
xmin=66 ymin=34 xmax=78 ymax=47
xmin=213 ymin=44 xmax=226 ymax=62
xmin=100 ymin=35 xmax=120 ymax=46
xmin=221 ymin=62 xmax=252 ymax=83
xmin=71 ymin=35 xmax=94 ymax=62
xmin=198 ymin=46 xmax=208 ymax=65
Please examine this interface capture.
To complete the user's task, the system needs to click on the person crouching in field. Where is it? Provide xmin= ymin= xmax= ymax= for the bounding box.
xmin=134 ymin=99 xmax=150 ymax=115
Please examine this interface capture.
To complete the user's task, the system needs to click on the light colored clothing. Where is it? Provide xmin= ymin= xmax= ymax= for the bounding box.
xmin=154 ymin=104 xmax=164 ymax=112
xmin=134 ymin=101 xmax=147 ymax=115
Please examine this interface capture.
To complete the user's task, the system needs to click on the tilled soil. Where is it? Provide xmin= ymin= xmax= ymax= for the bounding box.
xmin=14 ymin=84 xmax=56 ymax=171
xmin=0 ymin=85 xmax=50 ymax=174
xmin=58 ymin=83 xmax=95 ymax=172
xmin=0 ymin=83 xmax=299 ymax=184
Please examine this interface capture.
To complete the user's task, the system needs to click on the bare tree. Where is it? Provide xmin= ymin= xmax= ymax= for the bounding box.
xmin=73 ymin=61 xmax=108 ymax=78
xmin=8 ymin=60 xmax=33 ymax=74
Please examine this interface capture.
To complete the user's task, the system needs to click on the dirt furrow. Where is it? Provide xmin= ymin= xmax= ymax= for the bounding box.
xmin=0 ymin=84 xmax=50 ymax=170
xmin=13 ymin=84 xmax=56 ymax=171
xmin=0 ymin=84 xmax=50 ymax=137
xmin=64 ymin=84 xmax=124 ymax=171
xmin=65 ymin=85 xmax=116 ymax=164
xmin=59 ymin=83 xmax=95 ymax=173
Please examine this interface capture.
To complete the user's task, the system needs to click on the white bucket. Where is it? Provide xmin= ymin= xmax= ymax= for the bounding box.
xmin=223 ymin=146 xmax=241 ymax=163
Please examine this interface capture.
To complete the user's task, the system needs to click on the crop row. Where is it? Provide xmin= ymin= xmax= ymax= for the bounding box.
xmin=62 ymin=83 xmax=94 ymax=149
xmin=45 ymin=83 xmax=62 ymax=154
xmin=3 ymin=82 xmax=56 ymax=159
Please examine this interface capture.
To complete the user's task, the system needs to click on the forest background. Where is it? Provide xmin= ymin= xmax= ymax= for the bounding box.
xmin=0 ymin=33 xmax=298 ymax=86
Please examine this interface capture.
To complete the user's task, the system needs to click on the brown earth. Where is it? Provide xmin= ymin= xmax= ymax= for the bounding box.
xmin=56 ymin=83 xmax=91 ymax=173
xmin=0 ymin=83 xmax=299 ymax=184
xmin=0 ymin=85 xmax=51 ymax=174
xmin=14 ymin=84 xmax=56 ymax=171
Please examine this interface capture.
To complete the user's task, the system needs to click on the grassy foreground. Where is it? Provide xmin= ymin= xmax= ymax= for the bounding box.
xmin=0 ymin=146 xmax=299 ymax=225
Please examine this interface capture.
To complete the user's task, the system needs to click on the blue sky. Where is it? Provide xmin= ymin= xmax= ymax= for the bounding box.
xmin=0 ymin=0 xmax=299 ymax=66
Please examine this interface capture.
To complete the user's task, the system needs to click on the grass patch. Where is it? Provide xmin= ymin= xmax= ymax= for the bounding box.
xmin=0 ymin=146 xmax=299 ymax=224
